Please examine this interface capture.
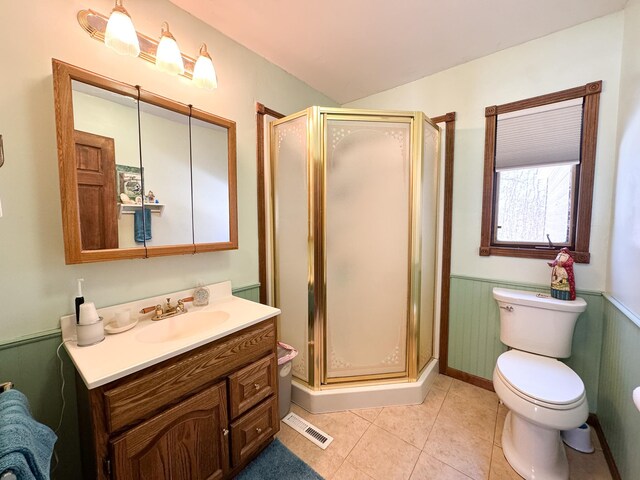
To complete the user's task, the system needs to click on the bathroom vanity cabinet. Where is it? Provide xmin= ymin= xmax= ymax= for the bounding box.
xmin=76 ymin=318 xmax=279 ymax=480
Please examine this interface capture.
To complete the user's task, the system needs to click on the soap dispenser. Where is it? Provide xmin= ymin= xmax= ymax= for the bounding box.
xmin=193 ymin=282 xmax=210 ymax=306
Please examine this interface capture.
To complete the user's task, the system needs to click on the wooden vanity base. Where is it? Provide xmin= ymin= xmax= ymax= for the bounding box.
xmin=76 ymin=318 xmax=279 ymax=479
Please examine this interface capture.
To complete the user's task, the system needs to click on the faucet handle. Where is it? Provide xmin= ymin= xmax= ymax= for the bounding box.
xmin=166 ymin=297 xmax=172 ymax=305
xmin=140 ymin=305 xmax=157 ymax=314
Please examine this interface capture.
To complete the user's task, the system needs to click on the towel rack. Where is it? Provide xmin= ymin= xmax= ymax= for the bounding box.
xmin=0 ymin=382 xmax=13 ymax=392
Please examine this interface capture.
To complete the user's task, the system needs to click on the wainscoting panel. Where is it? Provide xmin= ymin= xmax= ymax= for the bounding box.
xmin=597 ymin=297 xmax=640 ymax=479
xmin=0 ymin=332 xmax=81 ymax=480
xmin=0 ymin=283 xmax=261 ymax=479
xmin=448 ymin=275 xmax=603 ymax=411
xmin=232 ymin=283 xmax=261 ymax=302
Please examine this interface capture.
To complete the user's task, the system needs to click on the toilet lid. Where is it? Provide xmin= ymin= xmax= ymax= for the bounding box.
xmin=496 ymin=350 xmax=584 ymax=405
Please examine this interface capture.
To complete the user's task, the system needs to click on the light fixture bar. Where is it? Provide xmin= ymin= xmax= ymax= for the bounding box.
xmin=78 ymin=9 xmax=196 ymax=79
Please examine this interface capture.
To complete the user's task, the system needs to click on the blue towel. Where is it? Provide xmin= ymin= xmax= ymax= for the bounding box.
xmin=134 ymin=208 xmax=152 ymax=243
xmin=0 ymin=389 xmax=57 ymax=480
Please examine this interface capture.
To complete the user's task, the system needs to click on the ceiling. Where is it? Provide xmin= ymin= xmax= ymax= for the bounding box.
xmin=170 ymin=0 xmax=627 ymax=104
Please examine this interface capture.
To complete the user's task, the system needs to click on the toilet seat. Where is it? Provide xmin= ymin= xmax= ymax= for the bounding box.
xmin=496 ymin=350 xmax=585 ymax=410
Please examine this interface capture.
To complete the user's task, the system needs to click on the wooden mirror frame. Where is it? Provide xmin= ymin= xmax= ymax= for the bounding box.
xmin=52 ymin=59 xmax=237 ymax=264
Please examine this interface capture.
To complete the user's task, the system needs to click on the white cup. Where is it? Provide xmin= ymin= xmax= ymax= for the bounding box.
xmin=77 ymin=318 xmax=104 ymax=347
xmin=114 ymin=310 xmax=131 ymax=327
xmin=79 ymin=302 xmax=100 ymax=325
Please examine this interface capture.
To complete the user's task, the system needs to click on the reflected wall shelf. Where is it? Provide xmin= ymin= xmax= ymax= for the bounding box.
xmin=118 ymin=203 xmax=165 ymax=219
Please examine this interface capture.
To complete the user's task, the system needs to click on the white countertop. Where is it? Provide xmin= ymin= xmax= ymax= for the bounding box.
xmin=61 ymin=281 xmax=280 ymax=389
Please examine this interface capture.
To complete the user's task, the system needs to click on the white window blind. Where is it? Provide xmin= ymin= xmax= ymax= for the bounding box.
xmin=495 ymin=98 xmax=583 ymax=171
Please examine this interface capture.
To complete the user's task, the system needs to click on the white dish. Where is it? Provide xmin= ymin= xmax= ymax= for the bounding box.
xmin=105 ymin=319 xmax=138 ymax=335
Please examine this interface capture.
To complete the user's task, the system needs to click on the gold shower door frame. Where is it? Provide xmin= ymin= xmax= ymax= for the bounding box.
xmin=269 ymin=107 xmax=439 ymax=389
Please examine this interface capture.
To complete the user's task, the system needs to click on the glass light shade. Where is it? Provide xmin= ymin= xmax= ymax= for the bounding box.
xmin=104 ymin=3 xmax=140 ymax=57
xmin=156 ymin=23 xmax=184 ymax=75
xmin=193 ymin=44 xmax=218 ymax=90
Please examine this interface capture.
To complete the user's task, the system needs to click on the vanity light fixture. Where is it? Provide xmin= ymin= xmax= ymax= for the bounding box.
xmin=193 ymin=44 xmax=218 ymax=90
xmin=104 ymin=0 xmax=140 ymax=57
xmin=77 ymin=9 xmax=218 ymax=90
xmin=156 ymin=22 xmax=184 ymax=76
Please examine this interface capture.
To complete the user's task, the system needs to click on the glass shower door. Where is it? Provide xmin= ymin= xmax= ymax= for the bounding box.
xmin=324 ymin=117 xmax=412 ymax=381
xmin=271 ymin=114 xmax=311 ymax=383
xmin=418 ymin=119 xmax=440 ymax=372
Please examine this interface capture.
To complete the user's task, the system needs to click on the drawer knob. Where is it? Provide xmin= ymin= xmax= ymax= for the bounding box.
xmin=254 ymin=383 xmax=261 ymax=390
xmin=256 ymin=427 xmax=262 ymax=434
xmin=222 ymin=428 xmax=229 ymax=436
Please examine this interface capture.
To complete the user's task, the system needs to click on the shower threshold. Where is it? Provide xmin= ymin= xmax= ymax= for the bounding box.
xmin=291 ymin=358 xmax=439 ymax=414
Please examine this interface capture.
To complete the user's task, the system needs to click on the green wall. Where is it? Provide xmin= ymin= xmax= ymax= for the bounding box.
xmin=597 ymin=297 xmax=640 ymax=479
xmin=0 ymin=284 xmax=260 ymax=480
xmin=448 ymin=275 xmax=604 ymax=411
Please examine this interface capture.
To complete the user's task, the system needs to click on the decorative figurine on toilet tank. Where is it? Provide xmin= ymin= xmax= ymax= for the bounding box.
xmin=548 ymin=247 xmax=576 ymax=300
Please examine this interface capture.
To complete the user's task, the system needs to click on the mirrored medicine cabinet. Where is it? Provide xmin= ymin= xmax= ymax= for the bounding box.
xmin=52 ymin=59 xmax=237 ymax=264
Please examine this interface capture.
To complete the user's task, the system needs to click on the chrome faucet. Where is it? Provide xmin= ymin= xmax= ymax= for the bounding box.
xmin=140 ymin=297 xmax=191 ymax=321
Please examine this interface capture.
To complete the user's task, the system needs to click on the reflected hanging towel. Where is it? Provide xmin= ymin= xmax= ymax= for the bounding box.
xmin=134 ymin=208 xmax=152 ymax=243
xmin=0 ymin=389 xmax=57 ymax=480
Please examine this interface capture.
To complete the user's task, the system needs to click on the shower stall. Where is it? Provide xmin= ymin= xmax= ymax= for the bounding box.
xmin=266 ymin=107 xmax=440 ymax=409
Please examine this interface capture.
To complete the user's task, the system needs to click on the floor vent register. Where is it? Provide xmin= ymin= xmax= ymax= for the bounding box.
xmin=282 ymin=412 xmax=334 ymax=450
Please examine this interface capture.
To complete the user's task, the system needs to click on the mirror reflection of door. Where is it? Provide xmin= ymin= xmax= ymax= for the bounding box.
xmin=72 ymin=79 xmax=140 ymax=251
xmin=74 ymin=130 xmax=118 ymax=250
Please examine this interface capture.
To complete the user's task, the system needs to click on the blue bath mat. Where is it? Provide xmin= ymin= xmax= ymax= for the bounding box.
xmin=235 ymin=438 xmax=323 ymax=480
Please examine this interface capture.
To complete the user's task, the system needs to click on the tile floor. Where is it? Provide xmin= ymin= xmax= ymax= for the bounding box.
xmin=276 ymin=375 xmax=612 ymax=480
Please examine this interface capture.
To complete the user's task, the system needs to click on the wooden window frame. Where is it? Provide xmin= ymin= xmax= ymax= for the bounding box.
xmin=479 ymin=81 xmax=602 ymax=264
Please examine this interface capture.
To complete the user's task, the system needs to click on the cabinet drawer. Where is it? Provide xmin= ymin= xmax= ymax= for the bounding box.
xmin=230 ymin=397 xmax=278 ymax=467
xmin=229 ymin=354 xmax=277 ymax=419
xmin=103 ymin=319 xmax=275 ymax=433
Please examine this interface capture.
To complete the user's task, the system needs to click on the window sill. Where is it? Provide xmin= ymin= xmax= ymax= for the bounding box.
xmin=478 ymin=246 xmax=590 ymax=264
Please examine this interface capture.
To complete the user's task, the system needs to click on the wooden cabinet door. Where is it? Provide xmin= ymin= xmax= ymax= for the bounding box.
xmin=110 ymin=383 xmax=229 ymax=480
xmin=74 ymin=130 xmax=118 ymax=250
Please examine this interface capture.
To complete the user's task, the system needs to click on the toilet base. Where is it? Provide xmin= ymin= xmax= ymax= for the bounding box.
xmin=502 ymin=411 xmax=569 ymax=480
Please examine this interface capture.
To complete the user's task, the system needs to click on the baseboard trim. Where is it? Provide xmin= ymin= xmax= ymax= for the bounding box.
xmin=587 ymin=413 xmax=621 ymax=480
xmin=446 ymin=367 xmax=495 ymax=392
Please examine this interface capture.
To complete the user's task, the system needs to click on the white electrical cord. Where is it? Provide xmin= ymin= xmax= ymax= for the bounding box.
xmin=51 ymin=340 xmax=72 ymax=476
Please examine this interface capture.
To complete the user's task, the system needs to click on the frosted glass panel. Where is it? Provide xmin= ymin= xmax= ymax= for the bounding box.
xmin=419 ymin=120 xmax=439 ymax=371
xmin=272 ymin=115 xmax=309 ymax=382
xmin=325 ymin=119 xmax=410 ymax=379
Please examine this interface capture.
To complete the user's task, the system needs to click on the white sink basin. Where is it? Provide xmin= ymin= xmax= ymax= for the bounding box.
xmin=136 ymin=310 xmax=230 ymax=344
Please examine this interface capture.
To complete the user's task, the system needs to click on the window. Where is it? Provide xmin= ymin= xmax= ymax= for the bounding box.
xmin=479 ymin=81 xmax=602 ymax=263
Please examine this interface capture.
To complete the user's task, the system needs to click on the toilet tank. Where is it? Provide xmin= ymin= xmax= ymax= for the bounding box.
xmin=493 ymin=288 xmax=587 ymax=358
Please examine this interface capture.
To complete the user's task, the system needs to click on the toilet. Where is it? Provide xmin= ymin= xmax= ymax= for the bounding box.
xmin=492 ymin=288 xmax=588 ymax=480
